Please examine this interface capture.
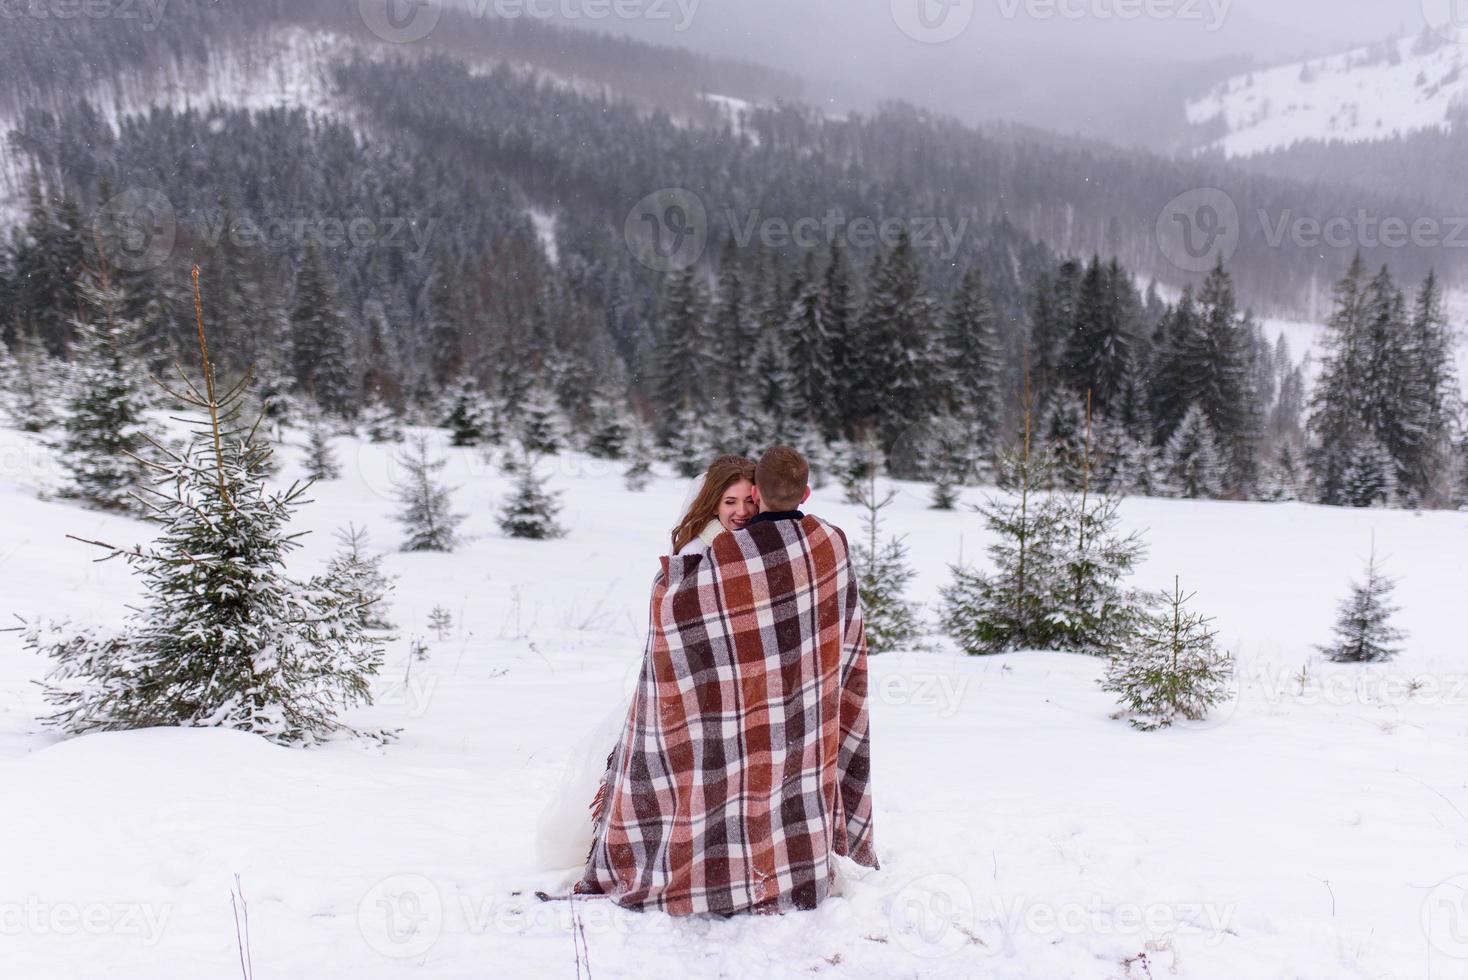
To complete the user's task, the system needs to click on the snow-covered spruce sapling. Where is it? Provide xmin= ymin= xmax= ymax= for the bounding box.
xmin=327 ymin=524 xmax=396 ymax=630
xmin=57 ymin=258 xmax=155 ymax=512
xmin=427 ymin=606 xmax=453 ymax=642
xmin=942 ymin=388 xmax=1068 ymax=655
xmin=1103 ymin=578 xmax=1233 ymax=731
xmin=498 ymin=447 xmax=566 ymax=540
xmin=445 ymin=378 xmax=491 ymax=448
xmin=362 ymin=396 xmax=404 ymax=444
xmin=623 ymin=420 xmax=654 ymax=492
xmin=1318 ymin=548 xmax=1406 ymax=663
xmin=303 ymin=411 xmax=341 ymax=481
xmin=392 ymin=434 xmax=465 ymax=552
xmin=26 ymin=268 xmax=389 ymax=745
xmin=852 ymin=468 xmax=921 ymax=655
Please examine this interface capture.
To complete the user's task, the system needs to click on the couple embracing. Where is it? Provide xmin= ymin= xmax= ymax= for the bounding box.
xmin=539 ymin=446 xmax=878 ymax=916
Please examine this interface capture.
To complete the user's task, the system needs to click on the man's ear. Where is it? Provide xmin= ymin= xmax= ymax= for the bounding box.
xmin=801 ymin=485 xmax=812 ymax=506
xmin=751 ymin=484 xmax=763 ymax=507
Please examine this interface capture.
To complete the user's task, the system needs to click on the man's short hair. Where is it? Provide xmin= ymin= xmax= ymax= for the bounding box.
xmin=756 ymin=445 xmax=809 ymax=511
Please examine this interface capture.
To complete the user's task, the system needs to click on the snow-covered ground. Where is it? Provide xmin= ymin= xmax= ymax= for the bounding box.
xmin=1187 ymin=34 xmax=1468 ymax=157
xmin=2 ymin=420 xmax=1467 ymax=979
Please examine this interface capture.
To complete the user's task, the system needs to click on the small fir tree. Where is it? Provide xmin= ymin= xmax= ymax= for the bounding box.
xmin=25 ymin=268 xmax=388 ymax=745
xmin=57 ymin=260 xmax=154 ymax=511
xmin=392 ymin=434 xmax=465 ymax=552
xmin=303 ymin=411 xmax=341 ymax=482
xmin=3 ymin=330 xmax=62 ymax=432
xmin=942 ymin=377 xmax=1070 ymax=655
xmin=326 ymin=524 xmax=396 ymax=630
xmin=1318 ymin=548 xmax=1407 ymax=663
xmin=427 ymin=605 xmax=453 ymax=642
xmin=623 ymin=419 xmax=655 ymax=491
xmin=1103 ymin=578 xmax=1234 ymax=731
xmin=1163 ymin=404 xmax=1225 ymax=499
xmin=852 ymin=468 xmax=921 ymax=654
xmin=518 ymin=380 xmax=564 ymax=455
xmin=498 ymin=448 xmax=566 ymax=540
xmin=362 ymin=396 xmax=404 ymax=444
xmin=445 ymin=379 xmax=491 ymax=448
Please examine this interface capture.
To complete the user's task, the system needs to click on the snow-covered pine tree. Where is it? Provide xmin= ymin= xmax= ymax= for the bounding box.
xmin=1318 ymin=548 xmax=1406 ymax=663
xmin=786 ymin=250 xmax=835 ymax=432
xmin=860 ymin=230 xmax=939 ymax=448
xmin=852 ymin=469 xmax=921 ymax=654
xmin=942 ymin=384 xmax=1068 ymax=655
xmin=1102 ymin=578 xmax=1233 ymax=731
xmin=623 ymin=417 xmax=655 ymax=491
xmin=26 ymin=268 xmax=388 ymax=745
xmin=585 ymin=381 xmax=631 ymax=460
xmin=327 ymin=524 xmax=396 ymax=630
xmin=445 ymin=378 xmax=491 ymax=448
xmin=498 ymin=447 xmax=565 ymax=540
xmin=941 ymin=266 xmax=1002 ymax=456
xmin=427 ymin=605 xmax=453 ymax=642
xmin=392 ymin=434 xmax=465 ymax=552
xmin=1039 ymin=389 xmax=1089 ymax=491
xmin=56 ymin=258 xmax=155 ymax=511
xmin=518 ymin=379 xmax=564 ymax=456
xmin=1162 ymin=403 xmax=1225 ymax=499
xmin=1 ymin=330 xmax=62 ymax=432
xmin=1051 ymin=400 xmax=1150 ymax=657
xmin=664 ymin=402 xmax=716 ymax=479
xmin=362 ymin=396 xmax=404 ymax=444
xmin=1258 ymin=443 xmax=1305 ymax=502
xmin=1339 ymin=435 xmax=1398 ymax=508
xmin=289 ymin=242 xmax=356 ymax=417
xmin=303 ymin=411 xmax=341 ymax=482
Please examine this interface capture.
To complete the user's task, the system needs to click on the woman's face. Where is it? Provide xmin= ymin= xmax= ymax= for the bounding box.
xmin=718 ymin=479 xmax=757 ymax=533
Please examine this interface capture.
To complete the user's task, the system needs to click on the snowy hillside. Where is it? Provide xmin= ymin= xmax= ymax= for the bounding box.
xmin=3 ymin=420 xmax=1467 ymax=979
xmin=1187 ymin=33 xmax=1468 ymax=157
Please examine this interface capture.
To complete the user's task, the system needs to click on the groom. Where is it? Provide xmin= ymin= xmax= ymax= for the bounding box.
xmin=581 ymin=445 xmax=878 ymax=915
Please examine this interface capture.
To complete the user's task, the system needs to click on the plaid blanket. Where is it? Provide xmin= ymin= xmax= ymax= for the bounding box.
xmin=579 ymin=515 xmax=878 ymax=915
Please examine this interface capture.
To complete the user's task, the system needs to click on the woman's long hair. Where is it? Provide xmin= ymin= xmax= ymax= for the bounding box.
xmin=671 ymin=455 xmax=756 ymax=554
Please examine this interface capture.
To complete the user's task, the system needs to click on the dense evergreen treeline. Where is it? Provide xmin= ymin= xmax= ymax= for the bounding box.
xmin=0 ymin=18 xmax=1463 ymax=510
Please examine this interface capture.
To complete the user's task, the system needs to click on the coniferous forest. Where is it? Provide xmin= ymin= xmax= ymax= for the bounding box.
xmin=0 ymin=0 xmax=1463 ymax=512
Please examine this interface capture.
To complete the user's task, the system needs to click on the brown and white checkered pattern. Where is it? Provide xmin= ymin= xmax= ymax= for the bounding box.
xmin=579 ymin=515 xmax=878 ymax=916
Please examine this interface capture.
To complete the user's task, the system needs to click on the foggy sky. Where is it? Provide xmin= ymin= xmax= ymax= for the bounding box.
xmin=539 ymin=0 xmax=1427 ymax=145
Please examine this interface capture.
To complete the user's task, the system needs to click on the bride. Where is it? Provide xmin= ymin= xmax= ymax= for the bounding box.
xmin=534 ymin=454 xmax=758 ymax=871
